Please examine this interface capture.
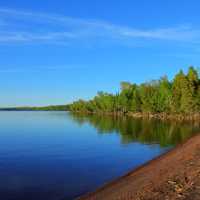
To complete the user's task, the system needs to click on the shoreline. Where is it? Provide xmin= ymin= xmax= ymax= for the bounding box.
xmin=127 ymin=112 xmax=200 ymax=122
xmin=77 ymin=134 xmax=200 ymax=200
xmin=3 ymin=109 xmax=200 ymax=122
xmin=70 ymin=111 xmax=200 ymax=123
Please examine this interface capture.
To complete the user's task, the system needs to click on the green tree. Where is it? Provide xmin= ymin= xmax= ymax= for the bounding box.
xmin=187 ymin=66 xmax=199 ymax=111
xmin=69 ymin=66 xmax=200 ymax=115
xmin=157 ymin=76 xmax=172 ymax=112
xmin=172 ymin=70 xmax=195 ymax=113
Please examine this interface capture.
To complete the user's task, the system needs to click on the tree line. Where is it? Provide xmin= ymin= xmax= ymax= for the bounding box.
xmin=0 ymin=105 xmax=69 ymax=111
xmin=69 ymin=67 xmax=200 ymax=114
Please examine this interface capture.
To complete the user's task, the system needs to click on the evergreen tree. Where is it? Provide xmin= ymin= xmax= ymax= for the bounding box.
xmin=158 ymin=76 xmax=172 ymax=112
xmin=69 ymin=66 xmax=200 ymax=115
xmin=187 ymin=66 xmax=199 ymax=111
xmin=130 ymin=85 xmax=141 ymax=112
xmin=172 ymin=70 xmax=185 ymax=113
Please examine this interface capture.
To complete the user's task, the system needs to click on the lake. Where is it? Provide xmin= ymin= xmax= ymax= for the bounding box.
xmin=0 ymin=111 xmax=199 ymax=200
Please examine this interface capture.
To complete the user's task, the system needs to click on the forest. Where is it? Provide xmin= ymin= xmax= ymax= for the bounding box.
xmin=69 ymin=67 xmax=200 ymax=115
xmin=0 ymin=105 xmax=69 ymax=111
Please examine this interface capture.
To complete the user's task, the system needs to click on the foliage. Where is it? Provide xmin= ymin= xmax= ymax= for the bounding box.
xmin=69 ymin=67 xmax=200 ymax=114
xmin=0 ymin=105 xmax=69 ymax=111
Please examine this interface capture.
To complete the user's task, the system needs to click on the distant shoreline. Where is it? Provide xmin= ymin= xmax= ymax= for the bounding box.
xmin=0 ymin=109 xmax=67 ymax=111
xmin=0 ymin=105 xmax=69 ymax=111
xmin=2 ymin=108 xmax=200 ymax=122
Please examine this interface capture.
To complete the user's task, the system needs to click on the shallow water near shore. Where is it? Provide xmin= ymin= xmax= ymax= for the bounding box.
xmin=0 ymin=111 xmax=199 ymax=200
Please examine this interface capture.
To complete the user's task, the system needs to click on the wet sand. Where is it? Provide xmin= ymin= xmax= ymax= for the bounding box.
xmin=77 ymin=134 xmax=200 ymax=200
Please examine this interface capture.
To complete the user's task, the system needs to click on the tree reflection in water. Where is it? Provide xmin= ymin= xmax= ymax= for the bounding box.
xmin=69 ymin=113 xmax=200 ymax=147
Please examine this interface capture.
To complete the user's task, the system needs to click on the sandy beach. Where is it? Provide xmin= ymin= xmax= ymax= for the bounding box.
xmin=78 ymin=134 xmax=200 ymax=200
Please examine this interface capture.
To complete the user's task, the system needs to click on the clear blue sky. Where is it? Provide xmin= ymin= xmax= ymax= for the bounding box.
xmin=1 ymin=0 xmax=200 ymax=106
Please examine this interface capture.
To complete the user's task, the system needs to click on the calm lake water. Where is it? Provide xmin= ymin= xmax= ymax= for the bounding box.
xmin=0 ymin=111 xmax=200 ymax=200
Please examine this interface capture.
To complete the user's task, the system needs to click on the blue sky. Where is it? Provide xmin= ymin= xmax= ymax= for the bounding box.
xmin=1 ymin=0 xmax=200 ymax=106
